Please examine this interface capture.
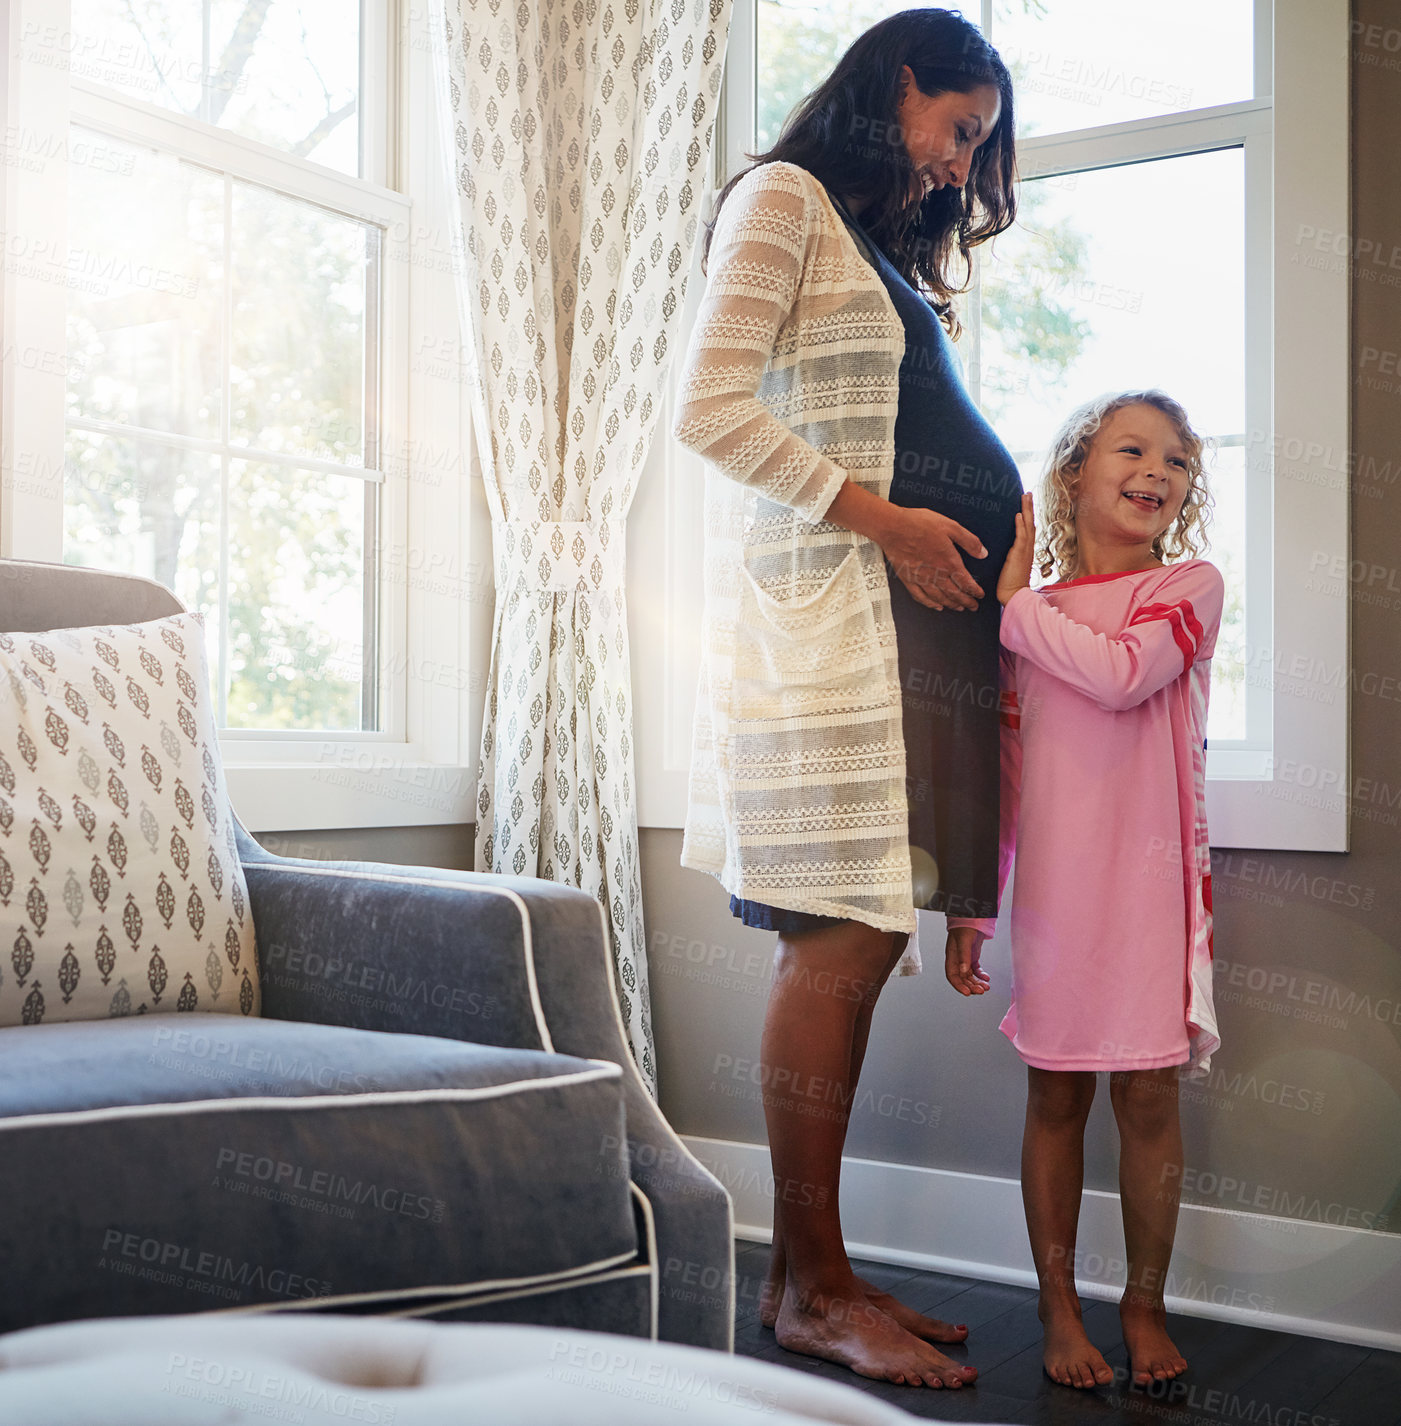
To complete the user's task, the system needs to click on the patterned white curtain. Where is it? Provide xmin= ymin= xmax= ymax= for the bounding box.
xmin=435 ymin=0 xmax=732 ymax=1090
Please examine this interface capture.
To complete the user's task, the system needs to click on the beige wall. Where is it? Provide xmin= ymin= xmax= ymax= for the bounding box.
xmin=266 ymin=0 xmax=1401 ymax=1239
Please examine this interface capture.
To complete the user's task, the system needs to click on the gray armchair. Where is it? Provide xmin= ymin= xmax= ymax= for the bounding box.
xmin=0 ymin=558 xmax=733 ymax=1351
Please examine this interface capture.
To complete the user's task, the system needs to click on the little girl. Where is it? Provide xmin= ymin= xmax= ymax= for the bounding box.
xmin=944 ymin=389 xmax=1222 ymax=1392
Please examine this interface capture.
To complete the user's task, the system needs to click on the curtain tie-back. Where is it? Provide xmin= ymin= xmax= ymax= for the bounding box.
xmin=493 ymin=519 xmax=626 ymax=596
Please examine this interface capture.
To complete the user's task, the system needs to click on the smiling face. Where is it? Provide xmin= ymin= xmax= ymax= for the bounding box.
xmin=893 ymin=70 xmax=1001 ymax=202
xmin=1072 ymin=403 xmax=1192 ymax=563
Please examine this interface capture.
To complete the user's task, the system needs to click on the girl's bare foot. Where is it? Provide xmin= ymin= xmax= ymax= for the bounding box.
xmin=1120 ymin=1301 xmax=1187 ymax=1386
xmin=774 ymin=1283 xmax=977 ymax=1387
xmin=761 ymin=1253 xmax=968 ymax=1343
xmin=1040 ymin=1298 xmax=1114 ymax=1389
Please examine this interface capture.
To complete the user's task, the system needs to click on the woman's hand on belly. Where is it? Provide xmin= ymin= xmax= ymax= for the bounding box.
xmin=826 ymin=478 xmax=987 ymax=611
xmin=881 ymin=507 xmax=989 ymax=611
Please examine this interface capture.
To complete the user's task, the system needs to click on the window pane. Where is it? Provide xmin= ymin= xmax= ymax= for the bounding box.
xmin=63 ymin=430 xmax=224 ymax=693
xmin=208 ymin=1 xmax=360 ymax=175
xmin=226 ymin=461 xmax=369 ymax=732
xmin=993 ymin=0 xmax=1254 ymax=137
xmin=63 ymin=147 xmax=381 ymax=732
xmin=756 ymin=1 xmax=980 ymax=151
xmin=231 ymin=183 xmax=371 ymax=465
xmin=978 ymin=148 xmax=1247 ymax=740
xmin=68 ymin=0 xmax=360 ymax=175
xmin=980 ymin=149 xmax=1245 ymax=459
xmin=67 ymin=132 xmax=223 ymax=438
xmin=64 ymin=1 xmax=204 ymax=112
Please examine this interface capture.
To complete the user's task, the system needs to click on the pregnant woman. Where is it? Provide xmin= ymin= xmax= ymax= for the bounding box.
xmin=671 ymin=9 xmax=1022 ymax=1387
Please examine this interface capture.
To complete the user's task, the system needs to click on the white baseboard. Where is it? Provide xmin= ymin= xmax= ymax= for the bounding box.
xmin=682 ymin=1135 xmax=1401 ymax=1353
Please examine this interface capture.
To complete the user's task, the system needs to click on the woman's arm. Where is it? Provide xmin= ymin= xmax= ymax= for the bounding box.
xmin=671 ymin=163 xmax=848 ymax=522
xmin=946 ymin=646 xmax=1021 ymax=943
xmin=672 ymin=162 xmax=987 ymax=611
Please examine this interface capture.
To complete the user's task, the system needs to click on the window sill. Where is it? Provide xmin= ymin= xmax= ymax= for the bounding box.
xmin=226 ymin=763 xmax=476 ymax=832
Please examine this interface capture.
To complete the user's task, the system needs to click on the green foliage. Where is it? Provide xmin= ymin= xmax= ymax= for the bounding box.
xmin=977 ymin=181 xmax=1092 ymax=420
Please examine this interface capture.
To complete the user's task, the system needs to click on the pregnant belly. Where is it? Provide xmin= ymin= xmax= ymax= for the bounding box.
xmin=888 ymin=425 xmax=1024 ymax=579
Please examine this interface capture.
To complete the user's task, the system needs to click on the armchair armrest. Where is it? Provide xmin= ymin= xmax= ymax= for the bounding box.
xmin=241 ymin=844 xmax=559 ymax=1052
xmin=237 ymin=829 xmax=734 ymax=1351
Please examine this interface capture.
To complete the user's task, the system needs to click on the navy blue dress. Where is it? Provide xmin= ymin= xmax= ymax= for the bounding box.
xmin=730 ymin=194 xmax=1023 ymax=934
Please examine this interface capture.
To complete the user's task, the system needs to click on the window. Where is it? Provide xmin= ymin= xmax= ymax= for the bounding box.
xmin=1 ymin=0 xmax=481 ymax=829
xmin=631 ymin=0 xmax=1348 ymax=849
xmin=62 ymin=2 xmax=385 ymax=733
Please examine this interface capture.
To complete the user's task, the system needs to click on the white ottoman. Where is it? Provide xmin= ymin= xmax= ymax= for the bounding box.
xmin=0 ymin=1315 xmax=927 ymax=1425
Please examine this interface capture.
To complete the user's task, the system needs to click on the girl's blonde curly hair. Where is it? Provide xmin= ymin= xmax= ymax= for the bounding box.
xmin=1036 ymin=389 xmax=1214 ymax=583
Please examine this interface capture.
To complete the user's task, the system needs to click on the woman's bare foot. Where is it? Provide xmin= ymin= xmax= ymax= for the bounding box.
xmin=859 ymin=1279 xmax=969 ymax=1344
xmin=774 ymin=1282 xmax=977 ymax=1387
xmin=760 ymin=1251 xmax=968 ymax=1343
xmin=1120 ymin=1301 xmax=1187 ymax=1386
xmin=1040 ymin=1297 xmax=1114 ymax=1389
xmin=759 ymin=1253 xmax=785 ymax=1328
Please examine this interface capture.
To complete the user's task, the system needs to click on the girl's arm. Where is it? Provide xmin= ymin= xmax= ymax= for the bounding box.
xmin=1001 ymin=560 xmax=1225 ymax=712
xmin=670 ymin=163 xmax=849 ymax=524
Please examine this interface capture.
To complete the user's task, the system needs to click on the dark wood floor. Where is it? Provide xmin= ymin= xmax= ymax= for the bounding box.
xmin=731 ymin=1238 xmax=1401 ymax=1425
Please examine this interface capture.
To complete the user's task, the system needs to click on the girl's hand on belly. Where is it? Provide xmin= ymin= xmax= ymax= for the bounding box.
xmin=945 ymin=927 xmax=991 ymax=996
xmin=997 ymin=492 xmax=1035 ymax=606
xmin=882 ymin=506 xmax=988 ymax=611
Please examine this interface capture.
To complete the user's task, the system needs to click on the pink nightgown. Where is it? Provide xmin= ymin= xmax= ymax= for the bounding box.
xmin=948 ymin=559 xmax=1224 ymax=1075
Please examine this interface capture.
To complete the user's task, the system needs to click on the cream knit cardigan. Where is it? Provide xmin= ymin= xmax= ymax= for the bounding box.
xmin=672 ymin=159 xmax=919 ymax=942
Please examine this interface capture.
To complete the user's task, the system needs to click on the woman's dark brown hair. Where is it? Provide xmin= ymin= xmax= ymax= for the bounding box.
xmin=702 ymin=7 xmax=1017 ymax=336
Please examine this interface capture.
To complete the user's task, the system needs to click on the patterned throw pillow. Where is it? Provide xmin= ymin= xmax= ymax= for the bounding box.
xmin=0 ymin=613 xmax=258 ymax=1026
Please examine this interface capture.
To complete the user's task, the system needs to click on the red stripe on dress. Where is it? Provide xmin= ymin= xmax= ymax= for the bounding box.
xmin=1130 ymin=600 xmax=1199 ymax=673
xmin=1202 ymin=873 xmax=1214 ymax=959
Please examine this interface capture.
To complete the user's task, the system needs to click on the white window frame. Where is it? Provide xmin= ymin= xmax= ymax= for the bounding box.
xmin=631 ymin=0 xmax=1349 ymax=852
xmin=0 ymin=0 xmax=483 ymax=832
